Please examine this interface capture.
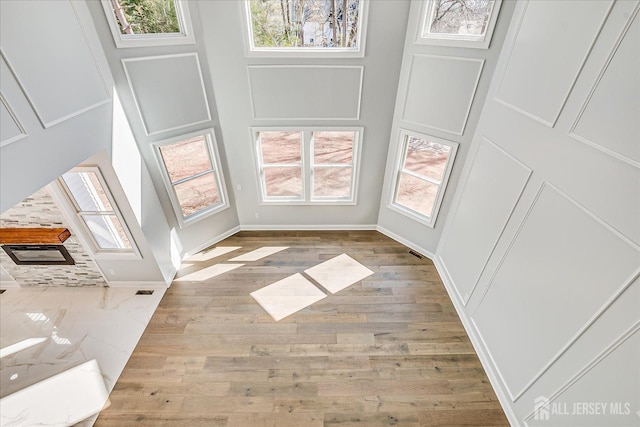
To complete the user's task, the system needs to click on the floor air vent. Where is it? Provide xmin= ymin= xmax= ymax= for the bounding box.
xmin=0 ymin=289 xmax=6 ymax=294
xmin=135 ymin=290 xmax=154 ymax=295
xmin=409 ymin=250 xmax=424 ymax=259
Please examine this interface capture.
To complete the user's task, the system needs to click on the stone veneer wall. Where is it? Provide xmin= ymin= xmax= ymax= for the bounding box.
xmin=0 ymin=187 xmax=107 ymax=287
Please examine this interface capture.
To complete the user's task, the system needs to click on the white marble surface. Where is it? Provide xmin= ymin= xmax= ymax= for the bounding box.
xmin=250 ymin=273 xmax=326 ymax=321
xmin=304 ymin=253 xmax=374 ymax=294
xmin=0 ymin=359 xmax=109 ymax=427
xmin=0 ymin=286 xmax=164 ymax=418
xmin=228 ymin=246 xmax=289 ymax=262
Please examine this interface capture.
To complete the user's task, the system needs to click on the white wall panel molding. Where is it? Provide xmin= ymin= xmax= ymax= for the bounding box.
xmin=122 ymin=53 xmax=212 ymax=136
xmin=522 ymin=322 xmax=640 ymax=424
xmin=0 ymin=93 xmax=27 ymax=147
xmin=247 ymin=66 xmax=363 ymax=120
xmin=432 ymin=256 xmax=520 ymax=426
xmin=472 ymin=182 xmax=640 ymax=401
xmin=569 ymin=3 xmax=640 ymax=168
xmin=494 ymin=0 xmax=614 ymax=127
xmin=438 ymin=137 xmax=532 ymax=306
xmin=0 ymin=1 xmax=111 ymax=129
xmin=401 ymin=54 xmax=484 ymax=136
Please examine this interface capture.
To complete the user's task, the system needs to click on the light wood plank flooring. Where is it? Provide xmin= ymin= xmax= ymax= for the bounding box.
xmin=96 ymin=231 xmax=507 ymax=426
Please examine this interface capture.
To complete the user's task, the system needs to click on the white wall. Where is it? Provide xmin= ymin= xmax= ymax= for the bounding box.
xmin=85 ymin=0 xmax=240 ymax=257
xmin=435 ymin=1 xmax=640 ymax=424
xmin=0 ymin=0 xmax=113 ymax=213
xmin=376 ymin=0 xmax=516 ymax=255
xmin=198 ymin=0 xmax=409 ymax=229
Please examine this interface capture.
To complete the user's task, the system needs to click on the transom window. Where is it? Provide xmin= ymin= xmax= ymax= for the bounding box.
xmin=101 ymin=0 xmax=194 ymax=48
xmin=418 ymin=0 xmax=502 ymax=49
xmin=254 ymin=128 xmax=361 ymax=204
xmin=155 ymin=131 xmax=228 ymax=227
xmin=390 ymin=130 xmax=457 ymax=227
xmin=59 ymin=167 xmax=136 ymax=254
xmin=245 ymin=0 xmax=367 ymax=56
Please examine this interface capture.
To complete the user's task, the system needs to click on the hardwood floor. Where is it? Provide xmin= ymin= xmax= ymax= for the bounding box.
xmin=96 ymin=231 xmax=508 ymax=426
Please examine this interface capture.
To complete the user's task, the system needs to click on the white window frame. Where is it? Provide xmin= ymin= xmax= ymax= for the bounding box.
xmin=388 ymin=129 xmax=458 ymax=227
xmin=101 ymin=0 xmax=195 ymax=48
xmin=242 ymin=0 xmax=369 ymax=58
xmin=57 ymin=166 xmax=140 ymax=259
xmin=252 ymin=127 xmax=362 ymax=205
xmin=153 ymin=129 xmax=229 ymax=228
xmin=416 ymin=0 xmax=502 ymax=49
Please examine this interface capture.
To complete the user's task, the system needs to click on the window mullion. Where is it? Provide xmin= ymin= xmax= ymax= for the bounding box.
xmin=400 ymin=169 xmax=442 ymax=186
xmin=171 ymin=169 xmax=213 ymax=186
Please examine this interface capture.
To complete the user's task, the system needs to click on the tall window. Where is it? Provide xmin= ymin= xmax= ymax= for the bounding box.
xmin=101 ymin=0 xmax=194 ymax=48
xmin=155 ymin=131 xmax=228 ymax=227
xmin=245 ymin=0 xmax=367 ymax=56
xmin=59 ymin=168 xmax=135 ymax=254
xmin=255 ymin=128 xmax=361 ymax=203
xmin=390 ymin=130 xmax=457 ymax=227
xmin=418 ymin=0 xmax=502 ymax=48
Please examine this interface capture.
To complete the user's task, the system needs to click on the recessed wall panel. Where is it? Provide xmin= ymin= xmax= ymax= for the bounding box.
xmin=0 ymin=0 xmax=109 ymax=127
xmin=473 ymin=184 xmax=640 ymax=399
xmin=123 ymin=54 xmax=211 ymax=135
xmin=572 ymin=13 xmax=640 ymax=165
xmin=496 ymin=0 xmax=613 ymax=125
xmin=526 ymin=329 xmax=640 ymax=426
xmin=0 ymin=96 xmax=25 ymax=147
xmin=439 ymin=138 xmax=531 ymax=304
xmin=402 ymin=55 xmax=484 ymax=135
xmin=248 ymin=66 xmax=362 ymax=120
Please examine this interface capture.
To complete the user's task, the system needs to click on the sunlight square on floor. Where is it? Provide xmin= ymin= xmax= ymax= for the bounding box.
xmin=228 ymin=246 xmax=289 ymax=262
xmin=174 ymin=263 xmax=244 ymax=281
xmin=304 ymin=253 xmax=374 ymax=293
xmin=250 ymin=273 xmax=326 ymax=321
xmin=184 ymin=246 xmax=242 ymax=262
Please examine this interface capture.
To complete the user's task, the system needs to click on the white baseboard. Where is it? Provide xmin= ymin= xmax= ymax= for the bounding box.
xmin=375 ymin=225 xmax=435 ymax=260
xmin=240 ymin=224 xmax=377 ymax=231
xmin=0 ymin=280 xmax=20 ymax=288
xmin=107 ymin=281 xmax=167 ymax=288
xmin=432 ymin=254 xmax=520 ymax=426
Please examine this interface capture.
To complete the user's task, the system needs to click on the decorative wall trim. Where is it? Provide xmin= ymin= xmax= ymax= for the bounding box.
xmin=568 ymin=2 xmax=640 ymax=169
xmin=401 ymin=54 xmax=484 ymax=136
xmin=0 ymin=0 xmax=112 ymax=129
xmin=0 ymin=92 xmax=27 ymax=147
xmin=122 ymin=53 xmax=212 ymax=136
xmin=493 ymin=0 xmax=615 ymax=128
xmin=459 ymin=137 xmax=532 ymax=306
xmin=432 ymin=255 xmax=519 ymax=426
xmin=522 ymin=322 xmax=640 ymax=424
xmin=247 ymin=65 xmax=363 ymax=121
xmin=472 ymin=182 xmax=640 ymax=401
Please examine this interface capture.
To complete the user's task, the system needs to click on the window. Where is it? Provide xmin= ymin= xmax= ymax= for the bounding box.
xmin=417 ymin=0 xmax=502 ymax=48
xmin=245 ymin=0 xmax=368 ymax=56
xmin=254 ymin=128 xmax=361 ymax=204
xmin=155 ymin=130 xmax=228 ymax=227
xmin=390 ymin=130 xmax=457 ymax=227
xmin=59 ymin=167 xmax=137 ymax=255
xmin=101 ymin=0 xmax=194 ymax=48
